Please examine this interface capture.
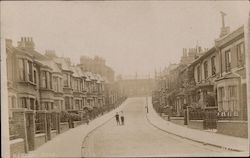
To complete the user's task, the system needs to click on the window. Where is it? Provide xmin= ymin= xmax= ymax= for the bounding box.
xmin=27 ymin=60 xmax=33 ymax=82
xmin=63 ymin=74 xmax=71 ymax=88
xmin=77 ymin=80 xmax=80 ymax=91
xmin=75 ymin=100 xmax=79 ymax=110
xmin=46 ymin=72 xmax=51 ymax=89
xmin=51 ymin=103 xmax=54 ymax=110
xmin=59 ymin=78 xmax=63 ymax=92
xmin=63 ymin=74 xmax=68 ymax=87
xmin=44 ymin=102 xmax=49 ymax=110
xmin=228 ymin=86 xmax=237 ymax=98
xmin=203 ymin=61 xmax=208 ymax=79
xmin=80 ymin=80 xmax=83 ymax=92
xmin=218 ymin=87 xmax=225 ymax=110
xmin=54 ymin=100 xmax=60 ymax=110
xmin=65 ymin=97 xmax=70 ymax=110
xmin=236 ymin=42 xmax=245 ymax=67
xmin=53 ymin=76 xmax=56 ymax=91
xmin=34 ymin=70 xmax=37 ymax=84
xmin=218 ymin=87 xmax=225 ymax=100
xmin=211 ymin=56 xmax=216 ymax=75
xmin=12 ymin=96 xmax=16 ymax=108
xmin=56 ymin=77 xmax=60 ymax=92
xmin=30 ymin=98 xmax=35 ymax=110
xmin=41 ymin=71 xmax=47 ymax=88
xmin=228 ymin=85 xmax=238 ymax=115
xmin=18 ymin=59 xmax=25 ymax=81
xmin=225 ymin=50 xmax=231 ymax=72
xmin=20 ymin=97 xmax=27 ymax=108
xmin=69 ymin=75 xmax=72 ymax=88
xmin=8 ymin=96 xmax=16 ymax=109
xmin=197 ymin=65 xmax=201 ymax=82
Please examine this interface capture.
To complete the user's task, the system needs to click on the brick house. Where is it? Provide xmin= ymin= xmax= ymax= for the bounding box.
xmin=6 ymin=37 xmax=125 ymax=157
xmin=214 ymin=26 xmax=248 ymax=137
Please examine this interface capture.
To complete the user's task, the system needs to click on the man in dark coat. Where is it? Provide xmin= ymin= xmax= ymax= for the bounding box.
xmin=115 ymin=112 xmax=120 ymax=125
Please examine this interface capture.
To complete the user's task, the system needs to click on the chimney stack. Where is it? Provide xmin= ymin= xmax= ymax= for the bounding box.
xmin=219 ymin=11 xmax=230 ymax=37
xmin=18 ymin=36 xmax=35 ymax=50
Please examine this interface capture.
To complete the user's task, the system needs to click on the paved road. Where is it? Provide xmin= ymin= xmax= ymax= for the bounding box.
xmin=82 ymin=97 xmax=232 ymax=157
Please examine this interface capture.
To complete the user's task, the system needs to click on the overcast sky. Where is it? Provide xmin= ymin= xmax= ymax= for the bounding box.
xmin=1 ymin=1 xmax=249 ymax=78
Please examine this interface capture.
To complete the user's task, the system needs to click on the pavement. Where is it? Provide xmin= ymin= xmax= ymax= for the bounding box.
xmin=24 ymin=102 xmax=127 ymax=158
xmin=82 ymin=97 xmax=244 ymax=157
xmin=146 ymin=97 xmax=249 ymax=155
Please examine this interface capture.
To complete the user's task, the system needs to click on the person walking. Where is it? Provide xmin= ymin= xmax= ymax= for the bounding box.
xmin=115 ymin=112 xmax=120 ymax=125
xmin=120 ymin=111 xmax=125 ymax=125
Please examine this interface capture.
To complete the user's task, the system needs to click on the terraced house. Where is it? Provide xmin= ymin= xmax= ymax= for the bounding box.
xmin=153 ymin=24 xmax=248 ymax=138
xmin=6 ymin=37 xmax=125 ymax=157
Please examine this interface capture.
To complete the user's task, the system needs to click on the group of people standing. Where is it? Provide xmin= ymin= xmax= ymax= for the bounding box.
xmin=115 ymin=111 xmax=125 ymax=126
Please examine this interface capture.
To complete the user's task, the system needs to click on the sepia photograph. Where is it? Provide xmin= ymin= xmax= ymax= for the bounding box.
xmin=1 ymin=1 xmax=250 ymax=157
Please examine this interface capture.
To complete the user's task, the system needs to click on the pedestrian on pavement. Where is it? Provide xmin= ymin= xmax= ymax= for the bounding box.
xmin=120 ymin=111 xmax=125 ymax=125
xmin=115 ymin=112 xmax=120 ymax=125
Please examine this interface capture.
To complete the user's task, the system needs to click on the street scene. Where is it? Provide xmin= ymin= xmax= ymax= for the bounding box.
xmin=1 ymin=1 xmax=250 ymax=158
xmin=82 ymin=97 xmax=235 ymax=157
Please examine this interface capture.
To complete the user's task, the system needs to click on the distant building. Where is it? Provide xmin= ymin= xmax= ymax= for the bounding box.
xmin=79 ymin=55 xmax=115 ymax=83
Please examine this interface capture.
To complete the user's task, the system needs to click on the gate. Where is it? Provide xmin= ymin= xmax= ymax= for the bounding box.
xmin=203 ymin=107 xmax=217 ymax=130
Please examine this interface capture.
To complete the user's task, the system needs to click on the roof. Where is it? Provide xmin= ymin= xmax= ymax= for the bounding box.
xmin=71 ymin=66 xmax=81 ymax=78
xmin=85 ymin=72 xmax=96 ymax=80
xmin=15 ymin=47 xmax=62 ymax=73
xmin=53 ymin=57 xmax=72 ymax=72
xmin=39 ymin=59 xmax=62 ymax=73
xmin=187 ymin=47 xmax=216 ymax=68
xmin=76 ymin=67 xmax=84 ymax=77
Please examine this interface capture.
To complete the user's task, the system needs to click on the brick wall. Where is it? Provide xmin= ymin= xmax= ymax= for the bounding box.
xmin=73 ymin=121 xmax=84 ymax=128
xmin=170 ymin=117 xmax=184 ymax=126
xmin=60 ymin=122 xmax=69 ymax=133
xmin=51 ymin=130 xmax=57 ymax=139
xmin=34 ymin=133 xmax=46 ymax=149
xmin=10 ymin=138 xmax=25 ymax=158
xmin=217 ymin=120 xmax=248 ymax=138
xmin=188 ymin=120 xmax=204 ymax=130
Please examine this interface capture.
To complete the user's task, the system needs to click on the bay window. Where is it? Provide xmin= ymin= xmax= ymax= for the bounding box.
xmin=236 ymin=42 xmax=245 ymax=67
xmin=225 ymin=50 xmax=231 ymax=72
xmin=27 ymin=60 xmax=33 ymax=82
xmin=211 ymin=56 xmax=216 ymax=75
xmin=18 ymin=59 xmax=25 ymax=81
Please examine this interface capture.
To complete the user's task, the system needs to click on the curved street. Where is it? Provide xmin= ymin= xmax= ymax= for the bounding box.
xmin=82 ymin=97 xmax=230 ymax=157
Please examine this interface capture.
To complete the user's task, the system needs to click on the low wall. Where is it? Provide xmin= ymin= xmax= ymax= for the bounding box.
xmin=10 ymin=138 xmax=25 ymax=158
xmin=34 ymin=133 xmax=46 ymax=149
xmin=170 ymin=117 xmax=184 ymax=126
xmin=188 ymin=120 xmax=204 ymax=130
xmin=60 ymin=122 xmax=69 ymax=133
xmin=51 ymin=130 xmax=57 ymax=139
xmin=217 ymin=120 xmax=248 ymax=138
xmin=73 ymin=121 xmax=83 ymax=128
